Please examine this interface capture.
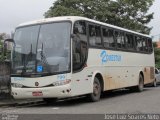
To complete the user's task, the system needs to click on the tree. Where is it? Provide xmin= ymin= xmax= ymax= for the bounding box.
xmin=0 ymin=33 xmax=10 ymax=62
xmin=0 ymin=33 xmax=8 ymax=40
xmin=44 ymin=0 xmax=154 ymax=34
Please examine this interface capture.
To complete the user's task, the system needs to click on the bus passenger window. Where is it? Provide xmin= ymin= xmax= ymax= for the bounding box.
xmin=108 ymin=29 xmax=115 ymax=48
xmin=136 ymin=36 xmax=143 ymax=52
xmin=126 ymin=34 xmax=134 ymax=50
xmin=148 ymin=38 xmax=153 ymax=53
xmin=121 ymin=33 xmax=125 ymax=49
xmin=89 ymin=25 xmax=102 ymax=47
xmin=142 ymin=38 xmax=148 ymax=52
xmin=102 ymin=28 xmax=109 ymax=48
xmin=95 ymin=26 xmax=102 ymax=46
xmin=89 ymin=25 xmax=96 ymax=46
xmin=73 ymin=21 xmax=88 ymax=71
xmin=102 ymin=28 xmax=115 ymax=48
xmin=115 ymin=31 xmax=121 ymax=48
xmin=115 ymin=31 xmax=125 ymax=49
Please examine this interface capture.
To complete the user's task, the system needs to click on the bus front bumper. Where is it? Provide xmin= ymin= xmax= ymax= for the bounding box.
xmin=11 ymin=84 xmax=72 ymax=99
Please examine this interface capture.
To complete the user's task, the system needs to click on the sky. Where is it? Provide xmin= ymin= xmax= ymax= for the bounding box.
xmin=148 ymin=0 xmax=160 ymax=40
xmin=0 ymin=0 xmax=54 ymax=33
xmin=0 ymin=0 xmax=159 ymax=40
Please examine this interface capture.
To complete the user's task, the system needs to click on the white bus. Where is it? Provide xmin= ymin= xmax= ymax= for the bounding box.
xmin=9 ymin=16 xmax=155 ymax=102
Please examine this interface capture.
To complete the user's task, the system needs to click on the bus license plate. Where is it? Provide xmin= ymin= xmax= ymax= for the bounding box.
xmin=32 ymin=91 xmax=43 ymax=96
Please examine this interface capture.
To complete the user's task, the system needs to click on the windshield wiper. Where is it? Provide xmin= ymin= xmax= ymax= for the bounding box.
xmin=26 ymin=44 xmax=33 ymax=63
xmin=21 ymin=44 xmax=33 ymax=74
xmin=40 ymin=43 xmax=48 ymax=64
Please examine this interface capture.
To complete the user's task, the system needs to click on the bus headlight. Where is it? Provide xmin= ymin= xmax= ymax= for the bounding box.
xmin=53 ymin=79 xmax=71 ymax=86
xmin=12 ymin=83 xmax=23 ymax=88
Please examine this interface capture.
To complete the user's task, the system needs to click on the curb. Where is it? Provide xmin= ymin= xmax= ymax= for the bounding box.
xmin=0 ymin=99 xmax=43 ymax=107
xmin=0 ymin=102 xmax=16 ymax=107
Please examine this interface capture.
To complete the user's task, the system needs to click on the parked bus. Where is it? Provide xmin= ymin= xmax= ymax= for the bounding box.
xmin=9 ymin=16 xmax=155 ymax=102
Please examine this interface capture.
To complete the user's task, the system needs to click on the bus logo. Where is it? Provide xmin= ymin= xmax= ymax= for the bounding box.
xmin=100 ymin=51 xmax=121 ymax=64
xmin=37 ymin=66 xmax=43 ymax=72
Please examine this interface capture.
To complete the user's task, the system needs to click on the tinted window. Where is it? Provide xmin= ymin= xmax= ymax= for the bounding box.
xmin=74 ymin=21 xmax=86 ymax=35
xmin=142 ymin=38 xmax=148 ymax=52
xmin=115 ymin=31 xmax=125 ymax=49
xmin=135 ymin=36 xmax=143 ymax=51
xmin=148 ymin=38 xmax=153 ymax=53
xmin=89 ymin=24 xmax=102 ymax=47
xmin=73 ymin=21 xmax=88 ymax=71
xmin=102 ymin=28 xmax=115 ymax=48
xmin=126 ymin=34 xmax=134 ymax=50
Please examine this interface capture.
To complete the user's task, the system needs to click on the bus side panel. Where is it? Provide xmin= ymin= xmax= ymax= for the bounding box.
xmin=71 ymin=48 xmax=154 ymax=96
xmin=105 ymin=67 xmax=139 ymax=90
xmin=143 ymin=67 xmax=155 ymax=85
xmin=86 ymin=49 xmax=155 ymax=91
xmin=71 ymin=68 xmax=93 ymax=96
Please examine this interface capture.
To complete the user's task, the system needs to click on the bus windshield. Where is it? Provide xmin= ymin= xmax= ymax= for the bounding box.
xmin=12 ymin=22 xmax=71 ymax=76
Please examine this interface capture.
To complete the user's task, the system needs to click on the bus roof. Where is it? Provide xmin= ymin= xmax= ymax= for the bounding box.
xmin=18 ymin=16 xmax=151 ymax=38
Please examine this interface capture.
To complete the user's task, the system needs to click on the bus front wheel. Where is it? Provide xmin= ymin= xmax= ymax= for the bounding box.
xmin=87 ymin=77 xmax=101 ymax=102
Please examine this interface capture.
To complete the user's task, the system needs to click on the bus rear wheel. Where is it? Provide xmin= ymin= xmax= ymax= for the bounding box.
xmin=87 ymin=77 xmax=101 ymax=102
xmin=136 ymin=74 xmax=144 ymax=92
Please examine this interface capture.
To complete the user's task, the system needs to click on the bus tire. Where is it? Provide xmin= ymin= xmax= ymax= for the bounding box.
xmin=43 ymin=98 xmax=57 ymax=104
xmin=87 ymin=77 xmax=101 ymax=102
xmin=136 ymin=74 xmax=144 ymax=92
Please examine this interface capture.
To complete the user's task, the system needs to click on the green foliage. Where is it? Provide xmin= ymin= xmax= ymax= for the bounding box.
xmin=107 ymin=0 xmax=154 ymax=34
xmin=0 ymin=40 xmax=6 ymax=62
xmin=44 ymin=0 xmax=154 ymax=34
xmin=0 ymin=33 xmax=11 ymax=62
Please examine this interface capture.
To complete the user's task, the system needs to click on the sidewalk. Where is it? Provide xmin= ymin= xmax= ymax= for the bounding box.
xmin=0 ymin=93 xmax=43 ymax=107
xmin=0 ymin=93 xmax=17 ymax=107
xmin=0 ymin=98 xmax=16 ymax=107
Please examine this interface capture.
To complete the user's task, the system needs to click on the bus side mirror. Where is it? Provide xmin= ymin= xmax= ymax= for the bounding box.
xmin=4 ymin=39 xmax=14 ymax=43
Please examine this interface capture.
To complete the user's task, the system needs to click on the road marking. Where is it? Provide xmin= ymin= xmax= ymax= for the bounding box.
xmin=52 ymin=107 xmax=60 ymax=110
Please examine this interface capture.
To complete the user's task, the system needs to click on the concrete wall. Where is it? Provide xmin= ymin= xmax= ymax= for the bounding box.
xmin=0 ymin=61 xmax=11 ymax=93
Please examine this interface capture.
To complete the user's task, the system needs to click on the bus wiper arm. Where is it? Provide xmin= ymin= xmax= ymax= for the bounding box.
xmin=21 ymin=44 xmax=33 ymax=74
xmin=40 ymin=43 xmax=51 ymax=72
xmin=27 ymin=44 xmax=33 ymax=62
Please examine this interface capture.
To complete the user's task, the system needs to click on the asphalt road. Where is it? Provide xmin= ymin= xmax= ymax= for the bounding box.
xmin=0 ymin=85 xmax=160 ymax=120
